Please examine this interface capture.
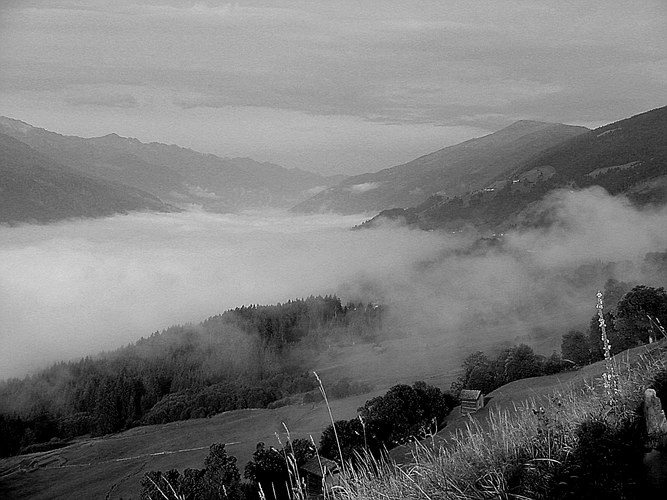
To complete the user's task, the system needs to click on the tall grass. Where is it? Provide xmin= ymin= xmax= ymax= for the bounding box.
xmin=254 ymin=372 xmax=341 ymax=500
xmin=332 ymin=342 xmax=667 ymax=499
xmin=314 ymin=370 xmax=346 ymax=475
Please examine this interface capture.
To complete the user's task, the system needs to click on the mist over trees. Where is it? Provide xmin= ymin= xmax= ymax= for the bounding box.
xmin=0 ymin=295 xmax=383 ymax=457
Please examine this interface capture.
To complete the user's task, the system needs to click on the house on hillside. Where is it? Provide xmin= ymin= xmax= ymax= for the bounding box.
xmin=460 ymin=389 xmax=484 ymax=414
xmin=300 ymin=457 xmax=340 ymax=495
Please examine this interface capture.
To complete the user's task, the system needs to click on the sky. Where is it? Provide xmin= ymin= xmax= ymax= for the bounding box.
xmin=0 ymin=0 xmax=666 ymax=174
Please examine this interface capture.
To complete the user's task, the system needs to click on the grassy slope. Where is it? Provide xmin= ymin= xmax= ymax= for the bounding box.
xmin=0 ymin=310 xmax=586 ymax=499
xmin=390 ymin=340 xmax=664 ymax=464
xmin=0 ymin=392 xmax=385 ymax=500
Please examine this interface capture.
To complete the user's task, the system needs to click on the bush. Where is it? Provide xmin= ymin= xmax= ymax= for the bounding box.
xmin=319 ymin=381 xmax=455 ymax=463
xmin=563 ymin=415 xmax=646 ymax=499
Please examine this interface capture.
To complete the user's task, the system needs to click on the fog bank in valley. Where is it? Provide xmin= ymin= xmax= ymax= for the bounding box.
xmin=1 ymin=187 xmax=666 ymax=380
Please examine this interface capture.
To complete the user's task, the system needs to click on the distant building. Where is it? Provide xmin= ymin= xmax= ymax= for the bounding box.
xmin=300 ymin=457 xmax=340 ymax=495
xmin=460 ymin=389 xmax=484 ymax=414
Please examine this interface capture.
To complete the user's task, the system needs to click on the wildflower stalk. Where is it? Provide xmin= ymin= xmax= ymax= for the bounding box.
xmin=596 ymin=290 xmax=618 ymax=397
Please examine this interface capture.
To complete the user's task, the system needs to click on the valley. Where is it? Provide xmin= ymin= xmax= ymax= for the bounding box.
xmin=2 ymin=3 xmax=667 ymax=497
xmin=1 ymin=106 xmax=666 ymax=499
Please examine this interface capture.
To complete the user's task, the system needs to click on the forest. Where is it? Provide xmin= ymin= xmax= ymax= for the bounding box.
xmin=0 ymin=295 xmax=383 ymax=457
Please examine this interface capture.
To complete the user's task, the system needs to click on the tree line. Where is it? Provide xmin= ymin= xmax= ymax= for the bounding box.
xmin=450 ymin=344 xmax=568 ymax=397
xmin=0 ymin=295 xmax=383 ymax=458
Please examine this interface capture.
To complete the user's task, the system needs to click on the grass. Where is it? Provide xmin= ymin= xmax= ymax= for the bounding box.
xmin=1 ymin=301 xmax=659 ymax=499
xmin=0 ymin=395 xmax=371 ymax=500
xmin=333 ymin=340 xmax=667 ymax=499
xmin=0 ymin=304 xmax=585 ymax=499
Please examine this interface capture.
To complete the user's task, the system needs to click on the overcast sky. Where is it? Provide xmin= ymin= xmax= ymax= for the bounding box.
xmin=0 ymin=1 xmax=665 ymax=175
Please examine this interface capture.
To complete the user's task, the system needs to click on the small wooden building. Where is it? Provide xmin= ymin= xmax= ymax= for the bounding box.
xmin=300 ymin=457 xmax=340 ymax=495
xmin=460 ymin=389 xmax=484 ymax=414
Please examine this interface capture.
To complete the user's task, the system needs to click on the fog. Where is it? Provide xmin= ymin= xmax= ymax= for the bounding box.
xmin=1 ymin=187 xmax=666 ymax=380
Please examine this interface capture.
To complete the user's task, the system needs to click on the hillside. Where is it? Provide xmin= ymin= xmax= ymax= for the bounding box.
xmin=0 ymin=133 xmax=174 ymax=224
xmin=1 ymin=273 xmax=665 ymax=498
xmin=291 ymin=120 xmax=588 ymax=215
xmin=1 ymin=336 xmax=662 ymax=499
xmin=0 ymin=295 xmax=587 ymax=499
xmin=0 ymin=117 xmax=345 ymax=212
xmin=366 ymin=106 xmax=667 ymax=231
xmin=390 ymin=340 xmax=665 ymax=464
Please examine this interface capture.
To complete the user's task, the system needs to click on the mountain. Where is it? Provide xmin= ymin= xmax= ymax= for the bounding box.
xmin=0 ymin=117 xmax=345 ymax=212
xmin=0 ymin=133 xmax=174 ymax=224
xmin=365 ymin=106 xmax=667 ymax=231
xmin=292 ymin=120 xmax=589 ymax=215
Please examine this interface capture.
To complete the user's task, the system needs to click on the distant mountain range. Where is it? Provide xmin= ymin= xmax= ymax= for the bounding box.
xmin=0 ymin=117 xmax=345 ymax=218
xmin=363 ymin=106 xmax=667 ymax=231
xmin=292 ymin=120 xmax=589 ymax=215
xmin=0 ymin=133 xmax=173 ymax=225
xmin=3 ymin=106 xmax=665 ymax=228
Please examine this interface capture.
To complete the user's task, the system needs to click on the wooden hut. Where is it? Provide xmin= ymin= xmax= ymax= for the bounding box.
xmin=460 ymin=389 xmax=484 ymax=414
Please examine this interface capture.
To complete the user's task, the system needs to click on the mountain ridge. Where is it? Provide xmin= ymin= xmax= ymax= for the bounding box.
xmin=365 ymin=106 xmax=667 ymax=232
xmin=0 ymin=117 xmax=345 ymax=212
xmin=0 ymin=133 xmax=175 ymax=225
xmin=291 ymin=120 xmax=588 ymax=215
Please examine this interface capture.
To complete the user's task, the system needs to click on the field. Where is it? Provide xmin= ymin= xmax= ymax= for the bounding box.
xmin=0 ymin=390 xmax=387 ymax=499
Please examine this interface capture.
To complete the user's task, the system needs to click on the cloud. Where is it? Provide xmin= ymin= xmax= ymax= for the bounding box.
xmin=186 ymin=184 xmax=220 ymax=199
xmin=348 ymin=182 xmax=381 ymax=194
xmin=1 ymin=1 xmax=665 ymax=175
xmin=507 ymin=187 xmax=667 ymax=266
xmin=0 ymin=211 xmax=438 ymax=378
xmin=64 ymin=92 xmax=139 ymax=108
xmin=1 ymin=189 xmax=666 ymax=380
xmin=2 ymin=0 xmax=665 ymax=131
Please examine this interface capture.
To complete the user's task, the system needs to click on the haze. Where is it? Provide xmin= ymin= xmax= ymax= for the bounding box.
xmin=1 ymin=1 xmax=665 ymax=174
xmin=2 ymin=188 xmax=667 ymax=380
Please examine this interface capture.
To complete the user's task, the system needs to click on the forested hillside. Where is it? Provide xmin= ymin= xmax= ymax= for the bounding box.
xmin=0 ymin=296 xmax=383 ymax=457
xmin=293 ymin=120 xmax=587 ymax=215
xmin=365 ymin=106 xmax=667 ymax=231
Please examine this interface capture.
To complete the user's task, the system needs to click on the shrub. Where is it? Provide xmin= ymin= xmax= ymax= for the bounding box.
xmin=319 ymin=381 xmax=455 ymax=463
xmin=563 ymin=416 xmax=646 ymax=499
